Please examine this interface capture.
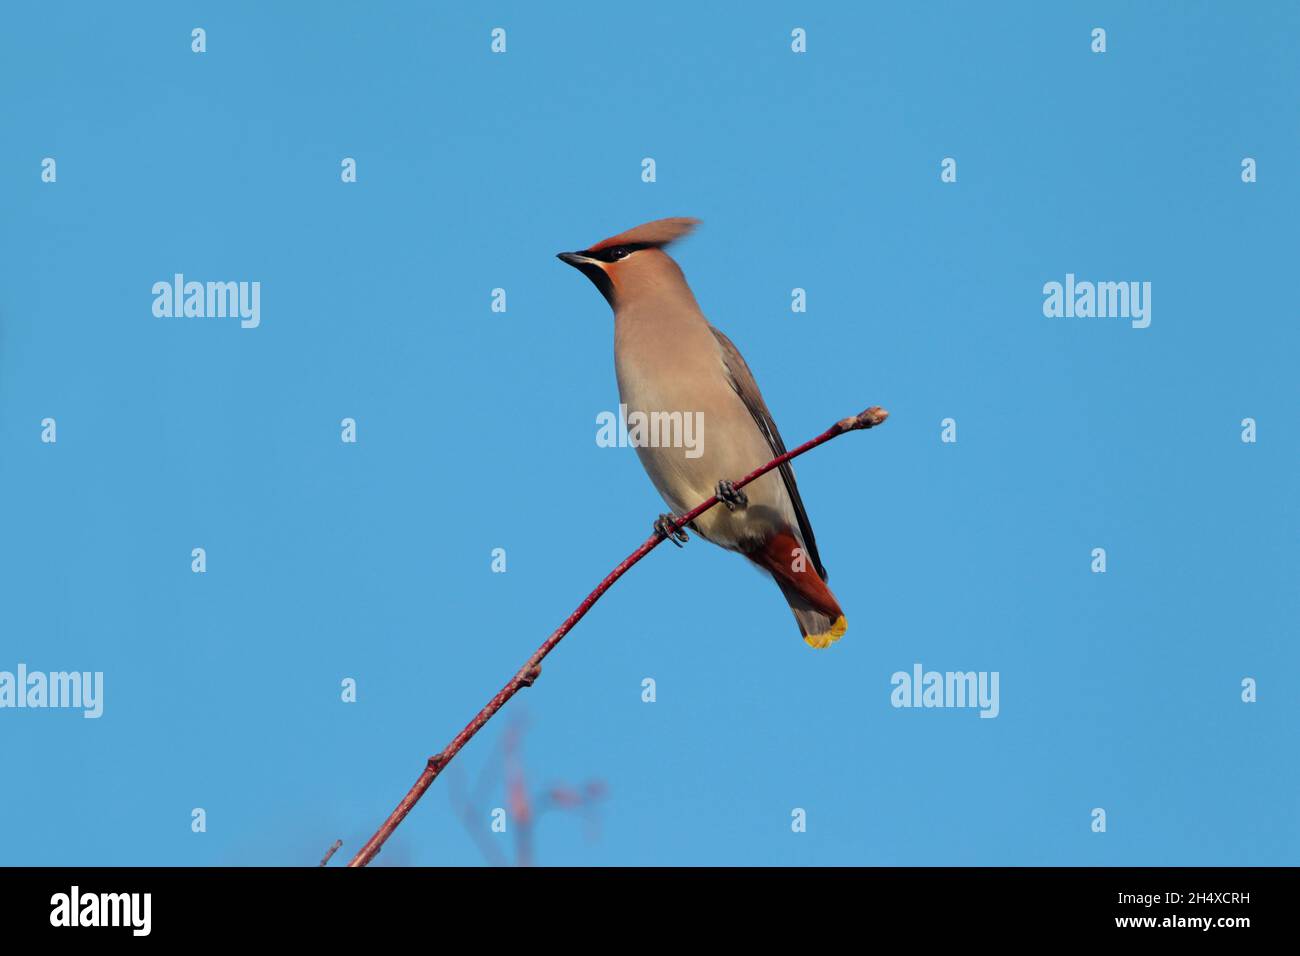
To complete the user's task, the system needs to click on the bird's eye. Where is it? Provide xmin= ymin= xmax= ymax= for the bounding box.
xmin=609 ymin=247 xmax=629 ymax=260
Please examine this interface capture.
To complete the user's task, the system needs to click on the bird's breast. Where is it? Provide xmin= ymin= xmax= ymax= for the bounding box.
xmin=613 ymin=316 xmax=794 ymax=551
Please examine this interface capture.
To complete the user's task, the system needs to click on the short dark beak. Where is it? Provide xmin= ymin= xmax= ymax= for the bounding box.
xmin=556 ymin=250 xmax=615 ymax=306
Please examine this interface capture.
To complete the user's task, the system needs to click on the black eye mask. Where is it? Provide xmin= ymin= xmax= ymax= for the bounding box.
xmin=582 ymin=242 xmax=656 ymax=263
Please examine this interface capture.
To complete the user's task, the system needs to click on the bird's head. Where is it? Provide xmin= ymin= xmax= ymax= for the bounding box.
xmin=557 ymin=217 xmax=700 ymax=309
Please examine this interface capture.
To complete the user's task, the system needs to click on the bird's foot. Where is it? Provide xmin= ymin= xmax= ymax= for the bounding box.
xmin=716 ymin=479 xmax=748 ymax=512
xmin=654 ymin=513 xmax=689 ymax=547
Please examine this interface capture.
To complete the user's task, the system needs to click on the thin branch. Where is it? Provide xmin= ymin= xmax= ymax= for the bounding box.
xmin=345 ymin=405 xmax=889 ymax=867
xmin=319 ymin=839 xmax=343 ymax=867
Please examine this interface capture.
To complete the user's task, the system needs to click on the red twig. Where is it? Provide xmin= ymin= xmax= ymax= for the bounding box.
xmin=319 ymin=839 xmax=343 ymax=867
xmin=345 ymin=405 xmax=889 ymax=867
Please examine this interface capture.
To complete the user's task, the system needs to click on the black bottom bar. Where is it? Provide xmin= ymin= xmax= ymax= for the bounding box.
xmin=0 ymin=866 xmax=1283 ymax=940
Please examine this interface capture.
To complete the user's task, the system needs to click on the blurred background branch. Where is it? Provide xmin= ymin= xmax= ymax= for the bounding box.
xmin=448 ymin=715 xmax=606 ymax=866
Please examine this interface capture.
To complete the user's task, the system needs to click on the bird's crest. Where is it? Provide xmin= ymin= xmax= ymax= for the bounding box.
xmin=588 ymin=217 xmax=700 ymax=252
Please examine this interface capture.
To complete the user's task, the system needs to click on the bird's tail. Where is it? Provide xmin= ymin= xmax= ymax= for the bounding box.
xmin=746 ymin=530 xmax=847 ymax=649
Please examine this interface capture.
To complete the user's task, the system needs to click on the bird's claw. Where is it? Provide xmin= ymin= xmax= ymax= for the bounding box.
xmin=654 ymin=513 xmax=689 ymax=547
xmin=716 ymin=479 xmax=748 ymax=512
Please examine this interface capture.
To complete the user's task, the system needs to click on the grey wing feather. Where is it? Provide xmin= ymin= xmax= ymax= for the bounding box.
xmin=708 ymin=325 xmax=828 ymax=581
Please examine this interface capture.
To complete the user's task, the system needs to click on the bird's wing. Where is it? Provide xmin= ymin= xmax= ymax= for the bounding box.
xmin=708 ymin=325 xmax=827 ymax=581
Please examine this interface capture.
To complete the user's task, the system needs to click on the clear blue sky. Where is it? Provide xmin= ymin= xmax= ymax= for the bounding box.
xmin=1 ymin=2 xmax=1295 ymax=866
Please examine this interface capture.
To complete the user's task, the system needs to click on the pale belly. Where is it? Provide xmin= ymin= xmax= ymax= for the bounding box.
xmin=618 ymin=366 xmax=795 ymax=554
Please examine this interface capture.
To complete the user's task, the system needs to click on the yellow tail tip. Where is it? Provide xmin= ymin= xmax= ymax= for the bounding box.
xmin=803 ymin=615 xmax=847 ymax=649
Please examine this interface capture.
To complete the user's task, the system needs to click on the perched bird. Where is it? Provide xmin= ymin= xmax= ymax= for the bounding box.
xmin=557 ymin=217 xmax=847 ymax=648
